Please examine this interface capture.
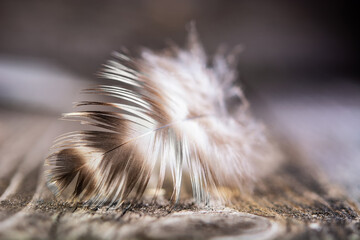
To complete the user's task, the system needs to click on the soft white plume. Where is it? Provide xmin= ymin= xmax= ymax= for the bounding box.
xmin=45 ymin=25 xmax=279 ymax=207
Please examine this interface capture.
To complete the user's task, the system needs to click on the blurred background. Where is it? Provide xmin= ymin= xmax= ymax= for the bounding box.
xmin=0 ymin=0 xmax=359 ymax=203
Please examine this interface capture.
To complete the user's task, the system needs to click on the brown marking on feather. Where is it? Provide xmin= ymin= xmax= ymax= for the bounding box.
xmin=48 ymin=148 xmax=97 ymax=199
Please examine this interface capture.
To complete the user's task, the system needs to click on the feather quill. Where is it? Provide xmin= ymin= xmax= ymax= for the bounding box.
xmin=45 ymin=25 xmax=279 ymax=207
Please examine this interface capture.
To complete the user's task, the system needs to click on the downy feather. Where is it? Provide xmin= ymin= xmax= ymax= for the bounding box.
xmin=45 ymin=25 xmax=279 ymax=207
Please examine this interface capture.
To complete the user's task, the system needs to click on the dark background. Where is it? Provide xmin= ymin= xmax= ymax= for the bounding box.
xmin=0 ymin=0 xmax=359 ymax=88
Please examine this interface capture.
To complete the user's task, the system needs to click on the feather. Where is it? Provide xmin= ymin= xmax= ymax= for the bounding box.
xmin=45 ymin=25 xmax=279 ymax=207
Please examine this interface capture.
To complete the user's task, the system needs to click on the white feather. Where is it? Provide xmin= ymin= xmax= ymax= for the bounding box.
xmin=45 ymin=25 xmax=280 ymax=207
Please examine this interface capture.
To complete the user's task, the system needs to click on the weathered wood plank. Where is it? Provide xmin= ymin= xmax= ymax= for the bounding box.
xmin=0 ymin=111 xmax=359 ymax=240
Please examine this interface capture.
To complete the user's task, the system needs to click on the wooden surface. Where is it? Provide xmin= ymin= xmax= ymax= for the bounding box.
xmin=0 ymin=110 xmax=359 ymax=240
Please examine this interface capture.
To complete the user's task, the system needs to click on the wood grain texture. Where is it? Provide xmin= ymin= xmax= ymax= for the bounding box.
xmin=0 ymin=110 xmax=359 ymax=240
